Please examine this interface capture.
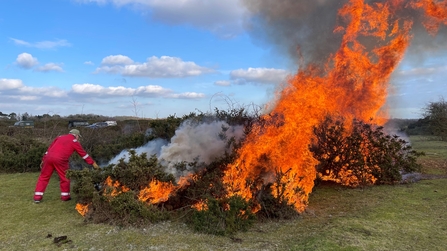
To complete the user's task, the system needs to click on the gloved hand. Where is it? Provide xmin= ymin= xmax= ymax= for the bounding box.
xmin=92 ymin=162 xmax=100 ymax=169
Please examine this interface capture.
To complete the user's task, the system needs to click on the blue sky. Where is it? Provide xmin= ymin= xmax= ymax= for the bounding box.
xmin=0 ymin=0 xmax=446 ymax=119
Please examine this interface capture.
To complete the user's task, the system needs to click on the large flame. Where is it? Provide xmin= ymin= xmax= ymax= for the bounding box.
xmin=223 ymin=0 xmax=446 ymax=212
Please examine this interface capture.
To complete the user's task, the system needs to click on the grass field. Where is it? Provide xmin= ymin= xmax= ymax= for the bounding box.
xmin=1 ymin=136 xmax=446 ymax=251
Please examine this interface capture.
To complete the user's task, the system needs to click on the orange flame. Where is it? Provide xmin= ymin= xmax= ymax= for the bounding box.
xmin=411 ymin=0 xmax=447 ymax=35
xmin=137 ymin=174 xmax=196 ymax=205
xmin=138 ymin=180 xmax=176 ymax=204
xmin=75 ymin=203 xmax=90 ymax=217
xmin=223 ymin=0 xmax=446 ymax=212
xmin=191 ymin=199 xmax=209 ymax=211
xmin=177 ymin=175 xmax=193 ymax=187
xmin=104 ymin=176 xmax=130 ymax=199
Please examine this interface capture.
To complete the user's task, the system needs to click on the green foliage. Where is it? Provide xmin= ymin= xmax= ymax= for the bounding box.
xmin=422 ymin=97 xmax=447 ymax=141
xmin=91 ymin=191 xmax=170 ymax=226
xmin=0 ymin=135 xmax=47 ymax=173
xmin=256 ymin=183 xmax=300 ymax=220
xmin=406 ymin=97 xmax=447 ymax=139
xmin=188 ymin=196 xmax=256 ymax=236
xmin=311 ymin=116 xmax=424 ymax=187
xmin=214 ymin=107 xmax=259 ymax=127
xmin=67 ymin=167 xmax=109 ymax=203
xmin=404 ymin=117 xmax=432 ymax=136
xmin=148 ymin=115 xmax=184 ymax=140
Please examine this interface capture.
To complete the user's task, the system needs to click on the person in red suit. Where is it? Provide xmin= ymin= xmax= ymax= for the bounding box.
xmin=33 ymin=129 xmax=99 ymax=203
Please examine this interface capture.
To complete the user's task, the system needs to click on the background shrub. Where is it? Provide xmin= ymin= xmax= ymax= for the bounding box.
xmin=0 ymin=135 xmax=47 ymax=173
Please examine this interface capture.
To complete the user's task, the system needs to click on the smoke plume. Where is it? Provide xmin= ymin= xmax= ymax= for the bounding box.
xmin=159 ymin=120 xmax=244 ymax=179
xmin=109 ymin=119 xmax=245 ymax=180
xmin=242 ymin=0 xmax=447 ymax=66
xmin=108 ymin=138 xmax=168 ymax=164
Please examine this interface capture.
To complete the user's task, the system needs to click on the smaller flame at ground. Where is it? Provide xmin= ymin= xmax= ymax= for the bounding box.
xmin=104 ymin=176 xmax=130 ymax=198
xmin=75 ymin=203 xmax=90 ymax=217
xmin=191 ymin=199 xmax=208 ymax=211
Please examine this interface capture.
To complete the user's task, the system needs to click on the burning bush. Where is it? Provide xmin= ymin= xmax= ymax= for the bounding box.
xmin=311 ymin=116 xmax=423 ymax=187
xmin=67 ymin=110 xmax=426 ymax=235
xmin=67 ymin=151 xmax=175 ymax=225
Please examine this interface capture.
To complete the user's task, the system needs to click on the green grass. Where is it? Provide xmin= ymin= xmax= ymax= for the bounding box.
xmin=410 ymin=135 xmax=447 ymax=175
xmin=410 ymin=135 xmax=447 ymax=160
xmin=1 ymin=136 xmax=447 ymax=251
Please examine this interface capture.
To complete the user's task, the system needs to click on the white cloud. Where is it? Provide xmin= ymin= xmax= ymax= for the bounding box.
xmin=71 ymin=83 xmax=207 ymax=99
xmin=18 ymin=96 xmax=40 ymax=101
xmin=101 ymin=55 xmax=134 ymax=65
xmin=15 ymin=53 xmax=39 ymax=69
xmin=230 ymin=67 xmax=290 ymax=85
xmin=135 ymin=85 xmax=170 ymax=96
xmin=95 ymin=65 xmax=123 ymax=74
xmin=23 ymin=86 xmax=68 ymax=98
xmin=35 ymin=63 xmax=64 ymax=72
xmin=72 ymin=83 xmax=122 ymax=95
xmin=0 ymin=79 xmax=67 ymax=98
xmin=167 ymin=92 xmax=206 ymax=99
xmin=74 ymin=0 xmax=248 ymax=38
xmin=95 ymin=55 xmax=215 ymax=78
xmin=0 ymin=79 xmax=24 ymax=90
xmin=9 ymin=38 xmax=29 ymax=46
xmin=84 ymin=61 xmax=94 ymax=65
xmin=10 ymin=38 xmax=71 ymax=49
xmin=14 ymin=53 xmax=65 ymax=72
xmin=214 ymin=80 xmax=231 ymax=86
xmin=72 ymin=83 xmax=176 ymax=97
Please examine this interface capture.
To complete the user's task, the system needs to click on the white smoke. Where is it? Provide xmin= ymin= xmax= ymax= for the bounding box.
xmin=159 ymin=120 xmax=245 ymax=179
xmin=383 ymin=119 xmax=411 ymax=144
xmin=108 ymin=119 xmax=245 ymax=180
xmin=108 ymin=138 xmax=168 ymax=164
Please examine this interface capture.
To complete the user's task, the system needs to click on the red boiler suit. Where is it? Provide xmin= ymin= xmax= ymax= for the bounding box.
xmin=34 ymin=134 xmax=94 ymax=201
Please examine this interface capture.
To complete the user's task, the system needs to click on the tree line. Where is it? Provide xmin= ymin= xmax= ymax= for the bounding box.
xmin=405 ymin=97 xmax=447 ymax=141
